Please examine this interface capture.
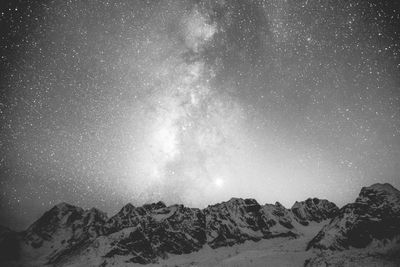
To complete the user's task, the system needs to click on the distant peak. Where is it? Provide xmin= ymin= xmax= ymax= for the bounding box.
xmin=55 ymin=201 xmax=70 ymax=207
xmin=357 ymin=183 xmax=400 ymax=205
xmin=292 ymin=197 xmax=332 ymax=208
xmin=244 ymin=198 xmax=259 ymax=205
xmin=226 ymin=197 xmax=258 ymax=205
xmin=156 ymin=201 xmax=166 ymax=207
xmin=206 ymin=197 xmax=257 ymax=209
xmin=366 ymin=183 xmax=398 ymax=192
xmin=53 ymin=202 xmax=76 ymax=210
xmin=121 ymin=203 xmax=135 ymax=211
xmin=143 ymin=201 xmax=166 ymax=210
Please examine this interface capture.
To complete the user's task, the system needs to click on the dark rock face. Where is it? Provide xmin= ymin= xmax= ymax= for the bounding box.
xmin=82 ymin=208 xmax=108 ymax=238
xmin=24 ymin=203 xmax=84 ymax=248
xmin=104 ymin=201 xmax=167 ymax=234
xmin=148 ymin=205 xmax=206 ymax=255
xmin=204 ymin=198 xmax=268 ymax=248
xmin=259 ymin=202 xmax=297 ymax=237
xmin=105 ymin=203 xmax=205 ymax=252
xmin=104 ymin=227 xmax=156 ymax=264
xmin=291 ymin=198 xmax=339 ymax=225
xmin=307 ymin=183 xmax=400 ymax=250
xmin=22 ymin=202 xmax=108 ymax=264
xmin=0 ymin=192 xmax=345 ymax=265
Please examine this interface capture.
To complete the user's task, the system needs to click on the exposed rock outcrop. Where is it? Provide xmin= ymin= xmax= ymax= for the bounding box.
xmin=307 ymin=183 xmax=400 ymax=250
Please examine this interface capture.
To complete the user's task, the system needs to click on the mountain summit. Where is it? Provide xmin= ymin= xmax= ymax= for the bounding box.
xmin=307 ymin=183 xmax=400 ymax=250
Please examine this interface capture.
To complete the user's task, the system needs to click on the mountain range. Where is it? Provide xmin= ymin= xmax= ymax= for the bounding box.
xmin=1 ymin=183 xmax=399 ymax=266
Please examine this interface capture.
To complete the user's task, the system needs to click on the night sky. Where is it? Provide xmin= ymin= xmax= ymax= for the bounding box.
xmin=1 ymin=0 xmax=399 ymax=230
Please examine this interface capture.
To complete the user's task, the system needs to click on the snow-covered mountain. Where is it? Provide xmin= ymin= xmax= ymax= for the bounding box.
xmin=307 ymin=183 xmax=400 ymax=251
xmin=291 ymin=198 xmax=339 ymax=225
xmin=1 ymin=183 xmax=399 ymax=266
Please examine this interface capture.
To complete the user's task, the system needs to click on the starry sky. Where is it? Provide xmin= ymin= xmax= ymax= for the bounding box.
xmin=1 ymin=0 xmax=400 ymax=230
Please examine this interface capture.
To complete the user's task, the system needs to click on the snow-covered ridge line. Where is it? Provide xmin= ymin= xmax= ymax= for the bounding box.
xmin=1 ymin=183 xmax=399 ymax=266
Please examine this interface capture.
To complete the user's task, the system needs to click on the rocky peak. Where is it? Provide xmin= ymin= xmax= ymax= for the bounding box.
xmin=291 ymin=198 xmax=339 ymax=224
xmin=307 ymin=183 xmax=400 ymax=250
xmin=118 ymin=203 xmax=136 ymax=215
xmin=22 ymin=202 xmax=108 ymax=262
xmin=259 ymin=202 xmax=297 ymax=237
xmin=143 ymin=201 xmax=166 ymax=211
xmin=356 ymin=183 xmax=400 ymax=210
xmin=104 ymin=202 xmax=169 ymax=234
xmin=204 ymin=198 xmax=268 ymax=248
xmin=53 ymin=201 xmax=78 ymax=210
xmin=24 ymin=203 xmax=84 ymax=242
xmin=207 ymin=197 xmax=261 ymax=215
xmin=366 ymin=183 xmax=399 ymax=192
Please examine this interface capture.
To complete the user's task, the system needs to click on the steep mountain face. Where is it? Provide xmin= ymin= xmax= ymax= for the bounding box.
xmin=104 ymin=201 xmax=167 ymax=234
xmin=291 ymin=198 xmax=339 ymax=225
xmin=101 ymin=203 xmax=206 ymax=264
xmin=0 ymin=195 xmax=339 ymax=266
xmin=22 ymin=202 xmax=108 ymax=264
xmin=204 ymin=198 xmax=268 ymax=248
xmin=97 ymin=198 xmax=298 ymax=263
xmin=203 ymin=197 xmax=337 ymax=250
xmin=259 ymin=202 xmax=297 ymax=236
xmin=307 ymin=183 xmax=400 ymax=250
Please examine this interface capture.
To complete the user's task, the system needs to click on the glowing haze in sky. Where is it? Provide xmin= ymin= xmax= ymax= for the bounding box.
xmin=1 ymin=0 xmax=400 ymax=229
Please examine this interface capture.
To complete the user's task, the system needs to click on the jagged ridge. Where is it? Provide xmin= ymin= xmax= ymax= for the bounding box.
xmin=0 ymin=196 xmax=338 ymax=265
xmin=4 ymin=183 xmax=400 ymax=266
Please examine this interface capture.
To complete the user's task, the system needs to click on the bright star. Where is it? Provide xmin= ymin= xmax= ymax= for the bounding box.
xmin=214 ymin=177 xmax=224 ymax=188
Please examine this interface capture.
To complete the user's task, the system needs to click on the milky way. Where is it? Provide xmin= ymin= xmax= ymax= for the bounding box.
xmin=1 ymin=0 xmax=400 ymax=230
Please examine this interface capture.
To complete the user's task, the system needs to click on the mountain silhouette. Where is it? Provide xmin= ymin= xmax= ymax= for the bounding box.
xmin=1 ymin=183 xmax=399 ymax=266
